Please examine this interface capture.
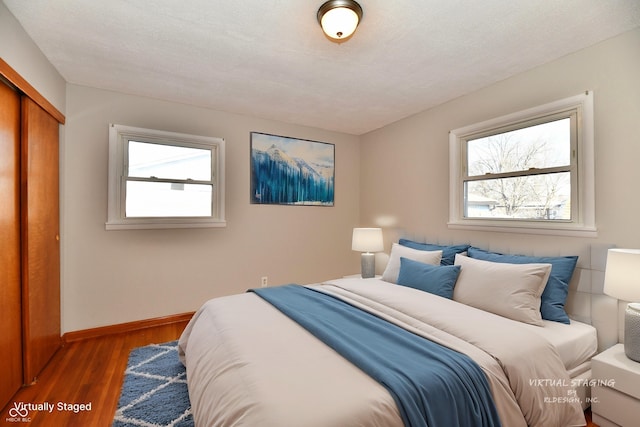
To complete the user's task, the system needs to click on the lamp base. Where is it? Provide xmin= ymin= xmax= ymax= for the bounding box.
xmin=624 ymin=303 xmax=640 ymax=362
xmin=360 ymin=252 xmax=375 ymax=278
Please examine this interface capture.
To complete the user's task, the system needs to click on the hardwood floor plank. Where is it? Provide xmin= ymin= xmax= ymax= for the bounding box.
xmin=2 ymin=319 xmax=598 ymax=426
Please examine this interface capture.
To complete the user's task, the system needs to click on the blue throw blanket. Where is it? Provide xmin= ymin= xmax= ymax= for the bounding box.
xmin=251 ymin=285 xmax=501 ymax=427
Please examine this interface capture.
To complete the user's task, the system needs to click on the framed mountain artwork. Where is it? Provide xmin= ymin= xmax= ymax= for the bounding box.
xmin=250 ymin=132 xmax=335 ymax=206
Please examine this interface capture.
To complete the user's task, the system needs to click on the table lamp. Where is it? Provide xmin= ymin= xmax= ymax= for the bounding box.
xmin=603 ymin=248 xmax=640 ymax=362
xmin=352 ymin=228 xmax=383 ymax=278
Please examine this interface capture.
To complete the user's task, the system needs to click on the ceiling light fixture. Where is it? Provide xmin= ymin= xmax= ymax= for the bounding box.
xmin=317 ymin=0 xmax=363 ymax=42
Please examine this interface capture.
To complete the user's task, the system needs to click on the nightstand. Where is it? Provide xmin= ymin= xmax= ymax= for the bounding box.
xmin=591 ymin=343 xmax=640 ymax=427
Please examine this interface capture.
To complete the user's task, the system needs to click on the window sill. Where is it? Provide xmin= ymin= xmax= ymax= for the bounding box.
xmin=447 ymin=220 xmax=597 ymax=238
xmin=105 ymin=219 xmax=227 ymax=230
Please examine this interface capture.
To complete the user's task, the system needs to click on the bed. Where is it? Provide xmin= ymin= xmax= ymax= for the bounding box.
xmin=179 ymin=242 xmax=606 ymax=427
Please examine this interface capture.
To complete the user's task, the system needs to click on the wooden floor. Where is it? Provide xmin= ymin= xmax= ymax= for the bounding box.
xmin=2 ymin=320 xmax=598 ymax=426
xmin=1 ymin=321 xmax=189 ymax=426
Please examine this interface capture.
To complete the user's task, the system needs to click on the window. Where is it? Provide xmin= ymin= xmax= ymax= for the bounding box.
xmin=107 ymin=124 xmax=225 ymax=230
xmin=449 ymin=92 xmax=595 ymax=236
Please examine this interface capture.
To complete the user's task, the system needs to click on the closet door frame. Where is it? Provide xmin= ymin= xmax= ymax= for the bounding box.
xmin=0 ymin=59 xmax=65 ymax=124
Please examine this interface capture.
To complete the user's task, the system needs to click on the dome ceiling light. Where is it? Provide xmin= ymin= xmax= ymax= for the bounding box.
xmin=317 ymin=0 xmax=363 ymax=42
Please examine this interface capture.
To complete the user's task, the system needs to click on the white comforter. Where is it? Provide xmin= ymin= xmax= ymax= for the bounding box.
xmin=179 ymin=278 xmax=586 ymax=427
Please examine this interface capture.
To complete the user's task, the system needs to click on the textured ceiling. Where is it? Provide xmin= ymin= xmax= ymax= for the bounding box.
xmin=4 ymin=0 xmax=640 ymax=135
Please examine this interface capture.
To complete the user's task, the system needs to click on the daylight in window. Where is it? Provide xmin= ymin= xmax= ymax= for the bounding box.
xmin=126 ymin=141 xmax=213 ymax=217
xmin=464 ymin=117 xmax=573 ymax=221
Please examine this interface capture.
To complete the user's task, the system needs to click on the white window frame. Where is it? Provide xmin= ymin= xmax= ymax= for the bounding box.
xmin=449 ymin=92 xmax=596 ymax=237
xmin=106 ymin=124 xmax=226 ymax=230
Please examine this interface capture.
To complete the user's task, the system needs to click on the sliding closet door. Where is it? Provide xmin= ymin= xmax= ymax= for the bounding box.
xmin=21 ymin=96 xmax=61 ymax=384
xmin=0 ymin=82 xmax=23 ymax=408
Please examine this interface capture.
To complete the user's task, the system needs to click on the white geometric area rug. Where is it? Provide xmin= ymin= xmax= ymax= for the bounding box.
xmin=112 ymin=340 xmax=193 ymax=427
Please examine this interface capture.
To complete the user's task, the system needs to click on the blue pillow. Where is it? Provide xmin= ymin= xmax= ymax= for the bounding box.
xmin=467 ymin=247 xmax=578 ymax=324
xmin=399 ymin=239 xmax=470 ymax=266
xmin=397 ymin=257 xmax=461 ymax=299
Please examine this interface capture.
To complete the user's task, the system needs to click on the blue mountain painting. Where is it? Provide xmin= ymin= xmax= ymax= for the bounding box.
xmin=250 ymin=134 xmax=334 ymax=206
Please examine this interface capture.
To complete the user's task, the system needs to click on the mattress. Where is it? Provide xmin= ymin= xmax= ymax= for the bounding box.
xmin=523 ymin=318 xmax=598 ymax=372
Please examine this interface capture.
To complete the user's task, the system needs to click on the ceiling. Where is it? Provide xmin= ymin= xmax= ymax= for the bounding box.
xmin=4 ymin=0 xmax=640 ymax=135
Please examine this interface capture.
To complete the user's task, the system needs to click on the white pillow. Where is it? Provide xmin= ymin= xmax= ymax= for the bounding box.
xmin=381 ymin=243 xmax=442 ymax=283
xmin=453 ymin=254 xmax=551 ymax=326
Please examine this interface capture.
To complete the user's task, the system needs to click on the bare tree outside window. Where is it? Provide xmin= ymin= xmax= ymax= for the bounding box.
xmin=464 ymin=118 xmax=572 ymax=221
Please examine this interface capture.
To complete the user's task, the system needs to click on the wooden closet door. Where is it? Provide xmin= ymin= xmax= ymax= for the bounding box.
xmin=0 ymin=80 xmax=23 ymax=409
xmin=21 ymin=96 xmax=61 ymax=384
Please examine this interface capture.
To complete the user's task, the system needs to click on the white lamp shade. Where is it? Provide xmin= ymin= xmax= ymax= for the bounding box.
xmin=352 ymin=228 xmax=383 ymax=253
xmin=604 ymin=248 xmax=640 ymax=302
xmin=320 ymin=7 xmax=360 ymax=39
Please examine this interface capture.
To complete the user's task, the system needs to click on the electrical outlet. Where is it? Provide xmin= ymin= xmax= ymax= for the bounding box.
xmin=261 ymin=276 xmax=268 ymax=287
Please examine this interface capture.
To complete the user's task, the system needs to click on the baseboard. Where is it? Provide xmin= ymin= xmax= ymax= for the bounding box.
xmin=62 ymin=312 xmax=195 ymax=343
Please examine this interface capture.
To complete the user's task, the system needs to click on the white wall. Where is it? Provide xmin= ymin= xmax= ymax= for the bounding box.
xmin=0 ymin=3 xmax=66 ymax=112
xmin=62 ymin=85 xmax=361 ymax=332
xmin=360 ymin=28 xmax=640 ymax=256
